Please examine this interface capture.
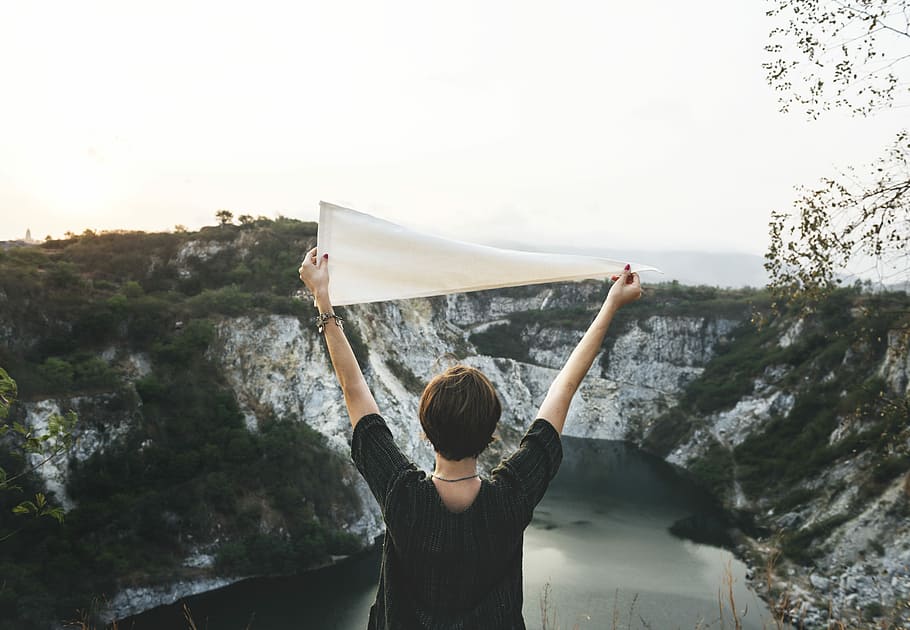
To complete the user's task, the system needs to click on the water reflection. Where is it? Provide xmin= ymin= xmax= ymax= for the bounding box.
xmin=523 ymin=436 xmax=771 ymax=629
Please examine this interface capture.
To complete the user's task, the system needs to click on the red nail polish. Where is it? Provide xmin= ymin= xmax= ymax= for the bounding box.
xmin=323 ymin=253 xmax=329 ymax=260
xmin=624 ymin=264 xmax=631 ymax=271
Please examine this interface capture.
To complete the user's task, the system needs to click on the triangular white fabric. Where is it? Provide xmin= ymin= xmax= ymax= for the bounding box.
xmin=316 ymin=202 xmax=661 ymax=306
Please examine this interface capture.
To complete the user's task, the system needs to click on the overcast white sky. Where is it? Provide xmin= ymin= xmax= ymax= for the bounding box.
xmin=1 ymin=1 xmax=906 ymax=255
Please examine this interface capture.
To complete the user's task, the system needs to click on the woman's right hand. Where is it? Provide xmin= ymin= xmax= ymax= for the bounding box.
xmin=606 ymin=266 xmax=642 ymax=310
xmin=298 ymin=246 xmax=330 ymax=301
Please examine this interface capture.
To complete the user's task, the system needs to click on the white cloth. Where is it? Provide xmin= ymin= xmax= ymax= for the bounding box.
xmin=316 ymin=202 xmax=661 ymax=306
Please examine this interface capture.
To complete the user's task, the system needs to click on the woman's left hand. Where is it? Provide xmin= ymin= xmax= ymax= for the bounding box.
xmin=299 ymin=247 xmax=330 ymax=300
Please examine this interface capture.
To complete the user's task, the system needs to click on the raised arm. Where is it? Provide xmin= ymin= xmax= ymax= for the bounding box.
xmin=536 ymin=266 xmax=642 ymax=434
xmin=299 ymin=248 xmax=379 ymax=429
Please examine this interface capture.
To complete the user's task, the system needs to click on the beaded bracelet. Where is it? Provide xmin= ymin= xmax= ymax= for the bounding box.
xmin=315 ymin=312 xmax=344 ymax=334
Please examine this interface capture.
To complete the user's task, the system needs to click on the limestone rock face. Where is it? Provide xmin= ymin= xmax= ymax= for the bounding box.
xmin=207 ymin=295 xmax=744 ymax=540
xmin=13 ymin=280 xmax=908 ymax=626
xmin=879 ymin=329 xmax=910 ymax=395
xmin=21 ymin=391 xmax=138 ymax=510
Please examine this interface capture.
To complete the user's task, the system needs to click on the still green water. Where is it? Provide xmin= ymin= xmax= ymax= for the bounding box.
xmin=122 ymin=437 xmax=775 ymax=629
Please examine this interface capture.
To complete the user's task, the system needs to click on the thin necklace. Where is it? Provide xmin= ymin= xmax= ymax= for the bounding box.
xmin=431 ymin=473 xmax=479 ymax=483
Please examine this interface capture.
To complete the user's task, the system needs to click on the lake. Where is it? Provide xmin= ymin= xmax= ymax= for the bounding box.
xmin=122 ymin=437 xmax=777 ymax=629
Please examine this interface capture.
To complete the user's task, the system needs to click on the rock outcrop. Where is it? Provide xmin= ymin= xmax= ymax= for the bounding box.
xmin=16 ymin=279 xmax=909 ymax=627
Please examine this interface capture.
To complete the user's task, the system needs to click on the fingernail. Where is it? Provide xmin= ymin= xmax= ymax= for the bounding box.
xmin=624 ymin=264 xmax=631 ymax=271
xmin=611 ymin=275 xmax=619 ymax=281
xmin=323 ymin=253 xmax=329 ymax=260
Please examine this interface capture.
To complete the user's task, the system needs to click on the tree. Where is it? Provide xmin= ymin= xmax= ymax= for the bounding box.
xmin=764 ymin=0 xmax=910 ymax=303
xmin=0 ymin=367 xmax=75 ymax=541
xmin=766 ymin=132 xmax=909 ymax=303
xmin=237 ymin=214 xmax=254 ymax=227
xmin=764 ymin=0 xmax=910 ymax=118
xmin=215 ymin=210 xmax=234 ymax=226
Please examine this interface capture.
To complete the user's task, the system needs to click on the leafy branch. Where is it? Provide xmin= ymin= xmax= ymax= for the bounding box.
xmin=766 ymin=131 xmax=910 ymax=306
xmin=764 ymin=0 xmax=910 ymax=118
xmin=0 ymin=367 xmax=77 ymax=540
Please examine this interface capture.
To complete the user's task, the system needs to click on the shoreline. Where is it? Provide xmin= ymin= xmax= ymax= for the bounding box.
xmin=105 ymin=550 xmax=373 ymax=624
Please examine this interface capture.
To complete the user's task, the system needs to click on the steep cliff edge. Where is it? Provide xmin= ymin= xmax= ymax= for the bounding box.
xmin=0 ymin=224 xmax=907 ymax=628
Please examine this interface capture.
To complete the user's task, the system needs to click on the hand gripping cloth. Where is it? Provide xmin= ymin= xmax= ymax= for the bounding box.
xmin=316 ymin=201 xmax=661 ymax=306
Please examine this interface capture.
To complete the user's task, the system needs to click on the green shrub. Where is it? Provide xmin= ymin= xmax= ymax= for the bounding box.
xmin=153 ymin=319 xmax=215 ymax=364
xmin=385 ymin=357 xmax=425 ymax=393
xmin=643 ymin=407 xmax=695 ymax=458
xmin=38 ymin=357 xmax=74 ymax=391
xmin=688 ymin=440 xmax=735 ymax=496
xmin=185 ymin=286 xmax=254 ymax=316
xmin=469 ymin=322 xmax=531 ymax=362
xmin=335 ymin=311 xmax=370 ymax=371
xmin=72 ymin=356 xmax=118 ymax=389
xmin=780 ymin=514 xmax=851 ymax=564
xmin=776 ymin=488 xmax=815 ymax=513
xmin=872 ymin=455 xmax=910 ymax=484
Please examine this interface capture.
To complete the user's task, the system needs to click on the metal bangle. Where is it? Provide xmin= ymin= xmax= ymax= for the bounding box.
xmin=315 ymin=312 xmax=344 ymax=334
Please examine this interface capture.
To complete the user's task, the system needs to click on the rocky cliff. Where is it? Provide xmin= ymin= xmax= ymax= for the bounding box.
xmin=2 ymin=225 xmax=908 ymax=628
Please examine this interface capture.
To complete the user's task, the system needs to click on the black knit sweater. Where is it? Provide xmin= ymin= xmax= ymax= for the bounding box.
xmin=351 ymin=414 xmax=563 ymax=630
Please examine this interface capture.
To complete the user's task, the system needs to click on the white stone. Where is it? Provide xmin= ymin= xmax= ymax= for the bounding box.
xmin=182 ymin=552 xmax=215 ymax=569
xmin=106 ymin=576 xmax=240 ymax=621
xmin=778 ymin=318 xmax=804 ymax=348
xmin=878 ymin=329 xmax=910 ymax=395
xmin=809 ymin=573 xmax=830 ymax=592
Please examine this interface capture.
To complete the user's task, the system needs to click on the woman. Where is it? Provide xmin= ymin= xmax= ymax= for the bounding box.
xmin=299 ymin=248 xmax=642 ymax=630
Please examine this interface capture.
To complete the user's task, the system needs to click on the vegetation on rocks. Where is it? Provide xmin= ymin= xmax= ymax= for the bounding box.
xmin=0 ymin=218 xmax=361 ymax=629
xmin=1 ymin=218 xmax=908 ymax=628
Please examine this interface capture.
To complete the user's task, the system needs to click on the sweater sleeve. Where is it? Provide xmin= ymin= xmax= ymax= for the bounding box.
xmin=491 ymin=418 xmax=563 ymax=513
xmin=350 ymin=413 xmax=415 ymax=514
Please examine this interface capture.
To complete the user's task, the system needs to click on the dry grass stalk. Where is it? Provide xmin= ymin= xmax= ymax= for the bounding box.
xmin=612 ymin=588 xmax=620 ymax=630
xmin=627 ymin=593 xmax=640 ymax=630
xmin=540 ymin=582 xmax=556 ymax=630
xmin=181 ymin=602 xmax=198 ymax=630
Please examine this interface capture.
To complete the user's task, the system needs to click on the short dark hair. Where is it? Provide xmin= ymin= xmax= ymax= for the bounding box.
xmin=418 ymin=365 xmax=501 ymax=461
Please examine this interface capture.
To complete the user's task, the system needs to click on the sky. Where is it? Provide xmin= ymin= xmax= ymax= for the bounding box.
xmin=1 ymin=1 xmax=906 ymax=257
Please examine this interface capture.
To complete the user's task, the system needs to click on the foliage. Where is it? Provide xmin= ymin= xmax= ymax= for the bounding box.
xmin=686 ymin=439 xmax=735 ymax=498
xmin=2 ymin=220 xmax=906 ymax=623
xmin=764 ymin=0 xmax=910 ymax=118
xmin=321 ymin=308 xmax=371 ymax=372
xmin=0 ymin=332 xmax=359 ymax=626
xmin=185 ymin=285 xmax=254 ymax=316
xmin=647 ymin=288 xmax=910 ymax=516
xmin=0 ymin=368 xmax=76 ymax=546
xmin=642 ymin=407 xmax=696 ymax=458
xmin=763 ymin=0 xmax=910 ymax=306
xmin=766 ymin=132 xmax=910 ymax=303
xmin=215 ymin=525 xmax=359 ymax=576
xmin=0 ymin=218 xmax=357 ymax=627
xmin=780 ymin=514 xmax=852 ymax=564
xmin=384 ymin=357 xmax=426 ymax=393
xmin=215 ymin=209 xmax=234 ymax=226
xmin=0 ymin=367 xmax=16 ymax=420
xmin=469 ymin=322 xmax=532 ymax=362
